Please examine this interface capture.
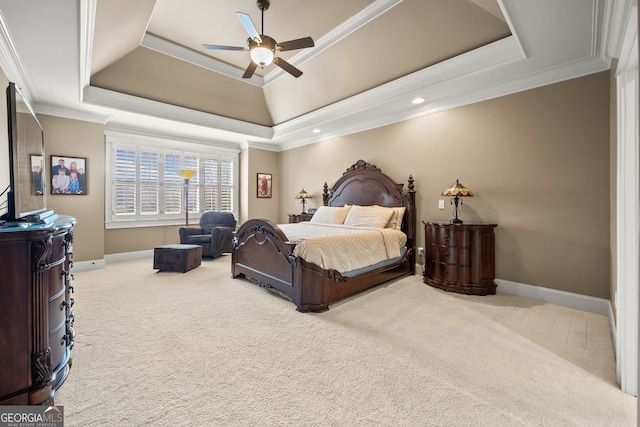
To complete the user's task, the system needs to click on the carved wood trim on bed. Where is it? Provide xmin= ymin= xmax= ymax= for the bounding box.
xmin=232 ymin=160 xmax=416 ymax=312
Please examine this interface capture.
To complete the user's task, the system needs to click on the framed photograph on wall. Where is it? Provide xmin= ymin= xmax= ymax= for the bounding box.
xmin=51 ymin=155 xmax=87 ymax=195
xmin=257 ymin=173 xmax=272 ymax=198
xmin=30 ymin=154 xmax=44 ymax=195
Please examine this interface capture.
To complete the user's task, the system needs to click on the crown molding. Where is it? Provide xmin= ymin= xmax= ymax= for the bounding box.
xmin=140 ymin=0 xmax=404 ymax=87
xmin=35 ymin=102 xmax=110 ymax=124
xmin=83 ymin=85 xmax=273 ymax=142
xmin=141 ymin=33 xmax=264 ymax=87
xmin=0 ymin=7 xmax=37 ymax=103
xmin=78 ymin=0 xmax=96 ymax=97
xmin=263 ymin=0 xmax=404 ymax=85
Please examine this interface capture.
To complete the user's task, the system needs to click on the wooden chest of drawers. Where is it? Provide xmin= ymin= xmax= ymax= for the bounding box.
xmin=423 ymin=221 xmax=497 ymax=295
xmin=0 ymin=215 xmax=76 ymax=405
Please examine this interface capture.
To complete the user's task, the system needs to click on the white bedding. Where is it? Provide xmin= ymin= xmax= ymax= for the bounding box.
xmin=277 ymin=222 xmax=407 ymax=273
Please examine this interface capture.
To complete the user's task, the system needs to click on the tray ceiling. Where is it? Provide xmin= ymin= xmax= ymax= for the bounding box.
xmin=0 ymin=0 xmax=621 ymax=150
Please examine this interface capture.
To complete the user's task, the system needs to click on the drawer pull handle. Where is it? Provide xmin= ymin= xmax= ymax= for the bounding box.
xmin=444 ymin=270 xmax=449 ymax=275
xmin=444 ymin=235 xmax=450 ymax=241
xmin=443 ymin=252 xmax=450 ymax=257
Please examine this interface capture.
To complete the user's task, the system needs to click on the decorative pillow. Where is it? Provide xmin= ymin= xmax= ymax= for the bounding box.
xmin=386 ymin=206 xmax=406 ymax=231
xmin=343 ymin=205 xmax=394 ymax=228
xmin=309 ymin=206 xmax=351 ymax=225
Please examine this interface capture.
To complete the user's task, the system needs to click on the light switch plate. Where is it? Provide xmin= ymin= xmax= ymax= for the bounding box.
xmin=438 ymin=199 xmax=445 ymax=209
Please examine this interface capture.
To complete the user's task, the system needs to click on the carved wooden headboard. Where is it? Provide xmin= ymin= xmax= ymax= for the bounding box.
xmin=321 ymin=160 xmax=416 ymax=249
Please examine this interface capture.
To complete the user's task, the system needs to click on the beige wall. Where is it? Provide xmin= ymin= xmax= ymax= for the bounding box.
xmin=278 ymin=71 xmax=611 ymax=299
xmin=39 ymin=115 xmax=105 ymax=262
xmin=241 ymin=147 xmax=279 ymax=223
xmin=17 ymin=70 xmax=611 ymax=301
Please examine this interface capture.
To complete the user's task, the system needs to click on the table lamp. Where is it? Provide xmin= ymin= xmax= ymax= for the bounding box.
xmin=441 ymin=179 xmax=473 ymax=224
xmin=295 ymin=189 xmax=312 ymax=214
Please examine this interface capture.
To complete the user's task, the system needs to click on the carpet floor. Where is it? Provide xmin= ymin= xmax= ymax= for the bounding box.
xmin=55 ymin=256 xmax=636 ymax=426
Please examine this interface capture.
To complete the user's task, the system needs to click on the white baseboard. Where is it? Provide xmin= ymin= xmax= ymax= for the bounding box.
xmin=105 ymin=250 xmax=154 ymax=263
xmin=72 ymin=250 xmax=154 ymax=272
xmin=72 ymin=259 xmax=106 ymax=272
xmin=496 ymin=278 xmax=611 ymax=316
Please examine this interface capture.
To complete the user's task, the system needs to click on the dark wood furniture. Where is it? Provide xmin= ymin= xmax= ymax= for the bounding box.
xmin=423 ymin=221 xmax=497 ymax=296
xmin=153 ymin=244 xmax=203 ymax=272
xmin=288 ymin=213 xmax=313 ymax=223
xmin=0 ymin=215 xmax=76 ymax=405
xmin=232 ymin=160 xmax=416 ymax=312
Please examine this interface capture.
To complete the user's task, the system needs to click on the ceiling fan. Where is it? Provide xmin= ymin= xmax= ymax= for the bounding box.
xmin=202 ymin=0 xmax=315 ymax=79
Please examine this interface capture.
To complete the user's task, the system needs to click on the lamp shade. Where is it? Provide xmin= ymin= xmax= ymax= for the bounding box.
xmin=295 ymin=189 xmax=312 ymax=200
xmin=441 ymin=179 xmax=473 ymax=197
xmin=176 ymin=169 xmax=196 ymax=180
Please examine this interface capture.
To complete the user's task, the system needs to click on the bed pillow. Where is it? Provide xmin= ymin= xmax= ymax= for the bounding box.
xmin=343 ymin=205 xmax=395 ymax=228
xmin=309 ymin=206 xmax=351 ymax=225
xmin=386 ymin=206 xmax=406 ymax=231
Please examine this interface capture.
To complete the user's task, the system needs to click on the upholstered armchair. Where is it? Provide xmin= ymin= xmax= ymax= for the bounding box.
xmin=179 ymin=212 xmax=237 ymax=258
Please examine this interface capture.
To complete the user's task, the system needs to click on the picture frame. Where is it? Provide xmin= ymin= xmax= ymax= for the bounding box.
xmin=51 ymin=155 xmax=87 ymax=195
xmin=257 ymin=173 xmax=272 ymax=198
xmin=30 ymin=154 xmax=44 ymax=195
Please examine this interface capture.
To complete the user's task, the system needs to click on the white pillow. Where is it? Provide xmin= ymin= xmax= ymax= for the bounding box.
xmin=343 ymin=205 xmax=394 ymax=228
xmin=309 ymin=206 xmax=351 ymax=225
xmin=386 ymin=206 xmax=406 ymax=231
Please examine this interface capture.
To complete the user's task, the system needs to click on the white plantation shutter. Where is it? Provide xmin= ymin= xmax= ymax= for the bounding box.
xmin=114 ymin=147 xmax=136 ymax=216
xmin=106 ymin=134 xmax=238 ymax=228
xmin=220 ymin=159 xmax=234 ymax=212
xmin=203 ymin=158 xmax=218 ymax=211
xmin=164 ymin=153 xmax=182 ymax=215
xmin=139 ymin=150 xmax=159 ymax=215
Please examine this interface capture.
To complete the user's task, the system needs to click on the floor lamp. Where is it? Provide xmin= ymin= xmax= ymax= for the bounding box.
xmin=177 ymin=169 xmax=196 ymax=226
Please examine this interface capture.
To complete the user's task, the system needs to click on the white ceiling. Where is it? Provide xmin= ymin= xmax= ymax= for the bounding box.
xmin=0 ymin=0 xmax=631 ymax=152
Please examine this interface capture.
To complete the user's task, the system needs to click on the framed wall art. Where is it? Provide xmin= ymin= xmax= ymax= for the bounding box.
xmin=51 ymin=155 xmax=87 ymax=195
xmin=257 ymin=173 xmax=272 ymax=198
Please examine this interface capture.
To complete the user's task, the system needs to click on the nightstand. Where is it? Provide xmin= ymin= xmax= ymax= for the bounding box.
xmin=288 ymin=213 xmax=314 ymax=223
xmin=422 ymin=221 xmax=497 ymax=295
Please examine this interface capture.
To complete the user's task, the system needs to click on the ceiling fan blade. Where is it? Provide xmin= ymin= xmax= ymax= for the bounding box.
xmin=276 ymin=37 xmax=315 ymax=52
xmin=202 ymin=44 xmax=247 ymax=51
xmin=242 ymin=61 xmax=259 ymax=79
xmin=236 ymin=12 xmax=262 ymax=43
xmin=273 ymin=57 xmax=302 ymax=78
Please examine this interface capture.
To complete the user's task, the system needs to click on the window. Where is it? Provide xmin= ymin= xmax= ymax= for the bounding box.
xmin=106 ymin=131 xmax=239 ymax=229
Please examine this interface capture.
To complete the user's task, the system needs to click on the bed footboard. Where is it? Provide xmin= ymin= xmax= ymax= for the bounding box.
xmin=232 ymin=218 xmax=300 ymax=302
xmin=231 ymin=218 xmax=413 ymax=312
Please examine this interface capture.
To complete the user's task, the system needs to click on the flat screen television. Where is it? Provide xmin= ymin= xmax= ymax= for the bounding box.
xmin=1 ymin=82 xmax=48 ymax=221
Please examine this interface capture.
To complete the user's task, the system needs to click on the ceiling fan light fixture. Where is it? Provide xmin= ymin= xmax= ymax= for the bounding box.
xmin=250 ymin=46 xmax=274 ymax=67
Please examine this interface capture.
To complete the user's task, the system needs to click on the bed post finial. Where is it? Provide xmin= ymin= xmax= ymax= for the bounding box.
xmin=322 ymin=182 xmax=330 ymax=206
xmin=406 ymin=174 xmax=416 ymax=273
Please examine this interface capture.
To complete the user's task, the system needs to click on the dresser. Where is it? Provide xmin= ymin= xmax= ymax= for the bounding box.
xmin=0 ymin=215 xmax=76 ymax=405
xmin=288 ymin=213 xmax=314 ymax=223
xmin=423 ymin=221 xmax=497 ymax=296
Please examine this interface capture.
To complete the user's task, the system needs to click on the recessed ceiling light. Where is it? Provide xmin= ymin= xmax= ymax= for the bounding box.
xmin=412 ymin=97 xmax=424 ymax=105
xmin=312 ymin=128 xmax=321 ymax=133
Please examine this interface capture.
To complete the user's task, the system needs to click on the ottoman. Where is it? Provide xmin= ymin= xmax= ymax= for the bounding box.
xmin=153 ymin=244 xmax=202 ymax=272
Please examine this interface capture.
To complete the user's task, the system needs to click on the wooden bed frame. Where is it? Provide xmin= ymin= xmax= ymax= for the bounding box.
xmin=231 ymin=160 xmax=416 ymax=312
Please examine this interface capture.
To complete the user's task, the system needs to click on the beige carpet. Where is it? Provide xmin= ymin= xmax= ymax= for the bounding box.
xmin=55 ymin=256 xmax=636 ymax=426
